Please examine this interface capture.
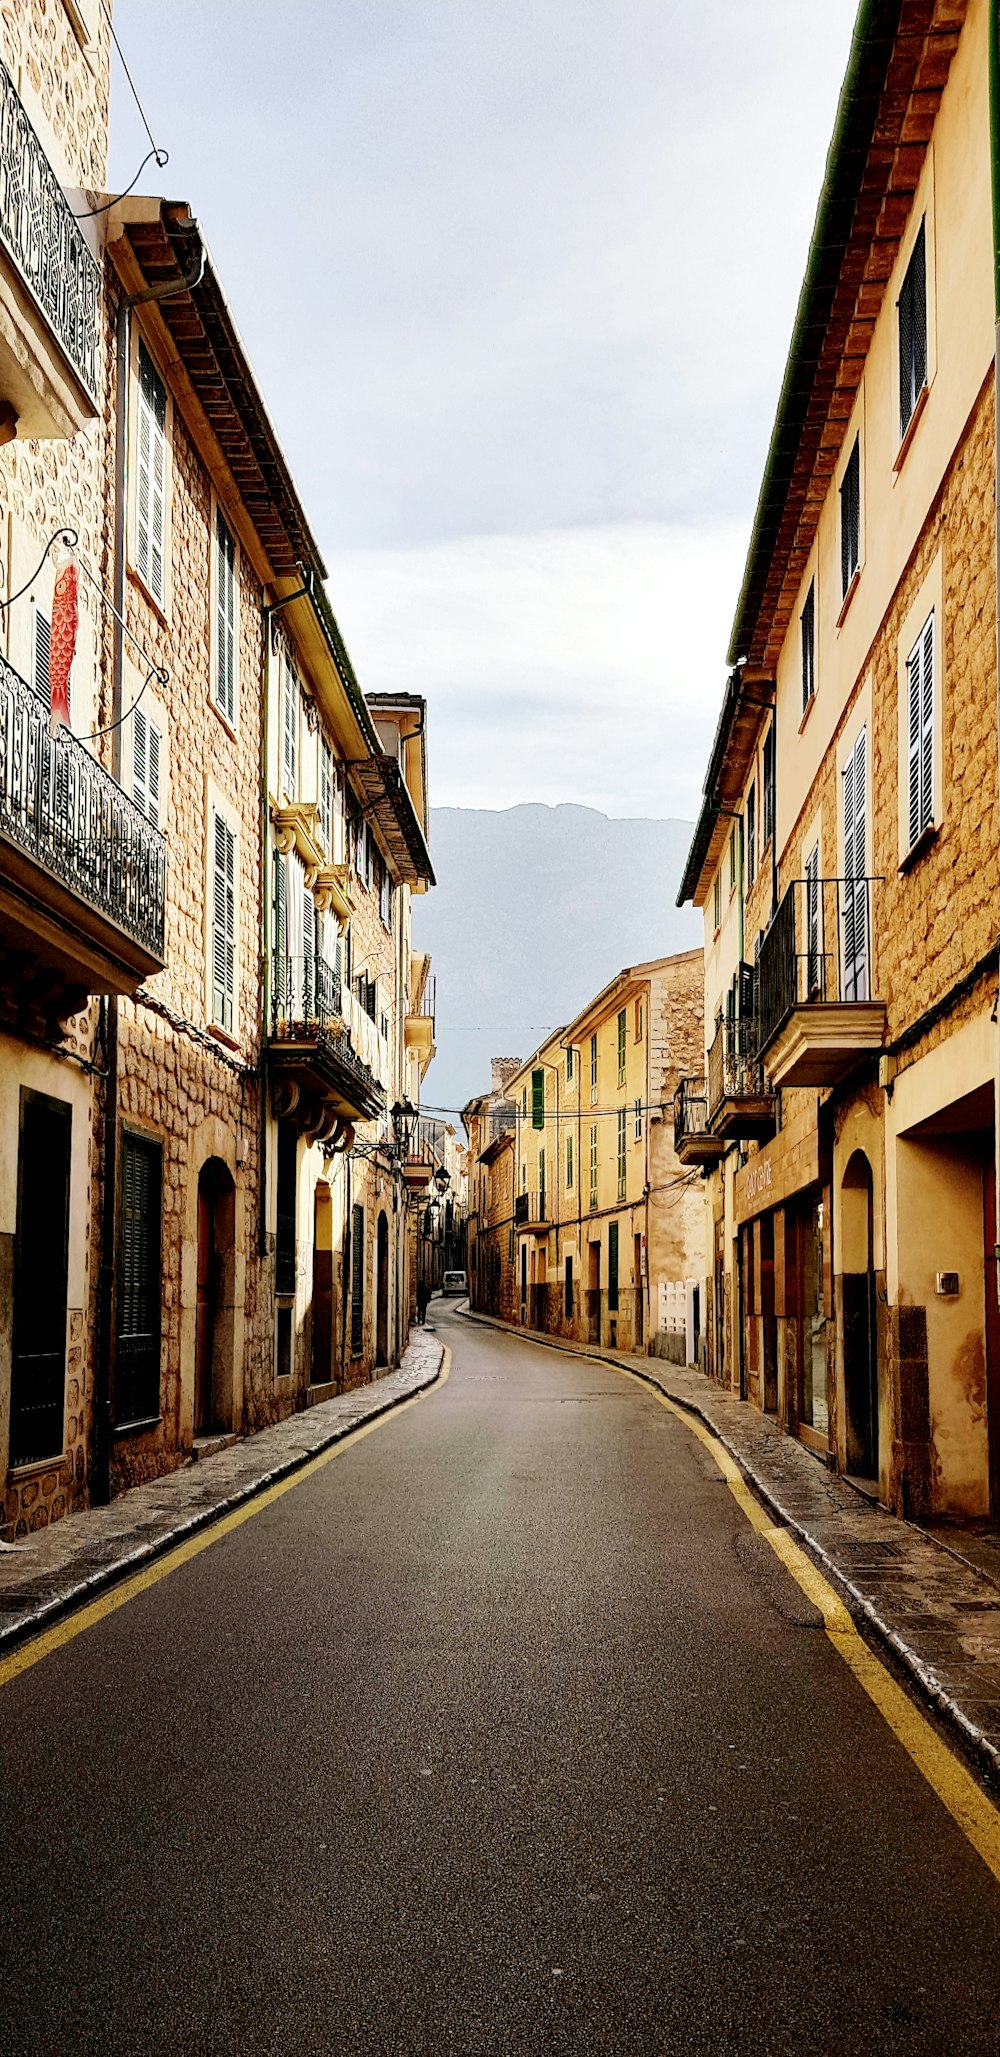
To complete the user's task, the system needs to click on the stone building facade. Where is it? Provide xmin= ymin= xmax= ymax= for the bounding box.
xmin=677 ymin=0 xmax=999 ymax=1518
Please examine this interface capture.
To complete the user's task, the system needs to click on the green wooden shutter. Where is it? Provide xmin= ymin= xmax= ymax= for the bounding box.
xmin=906 ymin=612 xmax=934 ymax=849
xmin=216 ymin=510 xmax=236 ymax=723
xmin=532 ymin=1068 xmax=545 ymax=1129
xmin=212 ymin=810 xmax=236 ymax=1031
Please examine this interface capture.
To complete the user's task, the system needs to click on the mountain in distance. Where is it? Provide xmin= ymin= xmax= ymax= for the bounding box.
xmin=411 ymin=803 xmax=701 ymax=1118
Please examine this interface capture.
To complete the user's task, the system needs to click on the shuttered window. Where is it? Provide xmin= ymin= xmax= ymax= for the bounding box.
xmin=746 ymin=783 xmax=756 ymax=881
xmin=136 ymin=342 xmax=167 ymax=606
xmin=320 ymin=736 xmax=334 ymax=853
xmin=33 ymin=608 xmax=50 ymax=702
xmin=590 ymin=1033 xmax=598 ymax=1106
xmin=566 ymin=1133 xmax=574 ymax=1190
xmin=215 ymin=510 xmax=237 ymax=724
xmin=762 ymin=728 xmax=775 ymax=850
xmin=617 ymin=1109 xmax=627 ymax=1199
xmin=281 ymin=657 xmax=298 ymax=797
xmin=211 ymin=810 xmax=237 ymax=1032
xmin=302 ymin=881 xmax=316 ymax=1015
xmin=842 ymin=729 xmax=868 ymax=1002
xmin=898 ymin=220 xmax=927 ymax=440
xmin=617 ymin=1008 xmax=627 ymax=1086
xmin=272 ymin=849 xmax=288 ymax=1015
xmin=805 ymin=843 xmax=820 ymax=996
xmin=840 ymin=437 xmax=860 ymax=598
xmin=906 ymin=610 xmax=935 ymax=850
xmin=350 ymin=1203 xmax=365 ymax=1356
xmin=801 ymin=580 xmax=816 ymax=711
xmin=589 ymin=1124 xmax=598 ymax=1211
xmin=116 ymin=1131 xmax=163 ymax=1427
xmin=132 ymin=706 xmax=161 ymax=828
xmin=608 ymin=1220 xmax=619 ymax=1312
xmin=531 ymin=1067 xmax=545 ymax=1129
xmin=635 ymin=1098 xmax=643 ymax=1142
xmin=565 ymin=1045 xmax=574 ymax=1082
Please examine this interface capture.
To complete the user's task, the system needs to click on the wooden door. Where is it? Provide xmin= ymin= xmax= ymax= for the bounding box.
xmin=984 ymin=1156 xmax=1000 ymax=1517
xmin=195 ymin=1180 xmax=214 ymax=1435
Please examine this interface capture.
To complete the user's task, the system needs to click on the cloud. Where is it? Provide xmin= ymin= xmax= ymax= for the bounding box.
xmin=327 ymin=520 xmax=747 ymax=818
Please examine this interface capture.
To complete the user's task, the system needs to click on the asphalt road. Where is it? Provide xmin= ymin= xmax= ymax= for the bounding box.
xmin=2 ymin=1303 xmax=1000 ymax=2056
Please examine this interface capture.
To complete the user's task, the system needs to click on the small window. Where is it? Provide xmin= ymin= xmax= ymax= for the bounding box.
xmin=634 ymin=999 xmax=643 ymax=1042
xmin=589 ymin=1124 xmax=599 ymax=1211
xmin=840 ymin=436 xmax=860 ymax=598
xmin=635 ymin=1098 xmax=643 ymax=1142
xmin=729 ymin=830 xmax=737 ymax=892
xmin=762 ymin=727 xmax=775 ymax=850
xmin=211 ymin=809 xmax=236 ymax=1033
xmin=713 ymin=874 xmax=722 ymax=931
xmin=281 ymin=657 xmax=298 ymax=797
xmin=617 ymin=1008 xmax=627 ymax=1087
xmin=320 ymin=738 xmax=335 ymax=853
xmin=565 ymin=1045 xmax=574 ymax=1083
xmin=566 ymin=1133 xmax=574 ymax=1190
xmin=136 ymin=342 xmax=167 ymax=607
xmin=214 ymin=510 xmax=237 ymax=724
xmin=905 ymin=611 xmax=935 ymax=849
xmin=590 ymin=1033 xmax=598 ymax=1106
xmin=801 ymin=580 xmax=816 ymax=712
xmin=746 ymin=783 xmax=756 ymax=882
xmin=898 ymin=219 xmax=927 ymax=441
xmin=617 ymin=1109 xmax=627 ymax=1199
xmin=133 ymin=707 xmax=162 ymax=828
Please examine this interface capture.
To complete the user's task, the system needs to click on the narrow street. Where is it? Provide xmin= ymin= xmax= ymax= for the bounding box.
xmin=3 ymin=1305 xmax=1000 ymax=2057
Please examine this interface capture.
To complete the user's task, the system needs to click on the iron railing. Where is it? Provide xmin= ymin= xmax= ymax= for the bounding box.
xmin=0 ymin=61 xmax=101 ymax=400
xmin=757 ymin=875 xmax=879 ymax=1055
xmin=0 ymin=654 xmax=166 ymax=957
xmin=674 ymin=1076 xmax=710 ymax=1154
xmin=514 ymin=1192 xmax=529 ymax=1227
xmin=411 ymin=973 xmax=436 ymax=1030
xmin=708 ymin=1017 xmax=763 ymax=1117
xmin=513 ymin=1189 xmax=548 ymax=1226
xmin=270 ymin=951 xmax=343 ymax=1034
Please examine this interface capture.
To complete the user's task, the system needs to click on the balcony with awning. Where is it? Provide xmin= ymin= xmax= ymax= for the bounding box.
xmin=0 ymin=655 xmax=166 ymax=1033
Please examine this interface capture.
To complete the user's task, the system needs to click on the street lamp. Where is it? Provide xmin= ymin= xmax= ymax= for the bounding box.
xmin=390 ymin=1097 xmax=418 ymax=1160
xmin=433 ymin=1165 xmax=451 ymax=1194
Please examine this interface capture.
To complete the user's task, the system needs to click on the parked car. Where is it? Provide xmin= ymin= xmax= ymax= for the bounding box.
xmin=442 ymin=1270 xmax=468 ymax=1297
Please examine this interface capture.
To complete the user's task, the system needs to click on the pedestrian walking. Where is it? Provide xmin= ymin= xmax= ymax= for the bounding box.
xmin=416 ymin=1279 xmax=431 ymax=1325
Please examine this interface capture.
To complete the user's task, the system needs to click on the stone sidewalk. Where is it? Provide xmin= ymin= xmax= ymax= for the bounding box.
xmin=0 ymin=1328 xmax=445 ymax=1658
xmin=462 ymin=1307 xmax=1000 ymax=1779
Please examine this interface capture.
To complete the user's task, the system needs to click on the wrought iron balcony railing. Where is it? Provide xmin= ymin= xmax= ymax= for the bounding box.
xmin=0 ymin=61 xmax=101 ymax=400
xmin=708 ymin=1016 xmax=764 ymax=1118
xmin=0 ymin=654 xmax=165 ymax=958
xmin=674 ymin=1075 xmax=711 ymax=1155
xmin=757 ymin=874 xmax=879 ymax=1056
xmin=270 ymin=951 xmax=343 ymax=1036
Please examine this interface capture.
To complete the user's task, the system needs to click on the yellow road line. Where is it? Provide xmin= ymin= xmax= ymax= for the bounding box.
xmin=0 ymin=1348 xmax=451 ymax=1694
xmin=610 ymin=1361 xmax=1000 ymax=1888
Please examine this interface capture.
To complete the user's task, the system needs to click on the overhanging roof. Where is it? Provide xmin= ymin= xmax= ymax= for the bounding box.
xmin=346 ymin=754 xmax=435 ymax=889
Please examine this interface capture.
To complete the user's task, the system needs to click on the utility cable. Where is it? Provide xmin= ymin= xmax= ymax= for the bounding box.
xmin=73 ymin=143 xmax=170 ymax=220
xmin=100 ymin=0 xmax=165 ymax=165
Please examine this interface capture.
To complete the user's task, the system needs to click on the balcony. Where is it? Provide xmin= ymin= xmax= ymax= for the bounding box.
xmin=269 ymin=950 xmax=384 ymax=1136
xmin=707 ymin=1016 xmax=776 ymax=1143
xmin=402 ymin=1148 xmax=435 ymax=1194
xmin=405 ymin=973 xmax=436 ymax=1070
xmin=0 ymin=61 xmax=101 ymax=436
xmin=757 ymin=876 xmax=886 ymax=1089
xmin=674 ymin=1077 xmax=725 ymax=1169
xmin=514 ymin=1189 xmax=550 ymax=1234
xmin=0 ymin=655 xmax=165 ymax=1029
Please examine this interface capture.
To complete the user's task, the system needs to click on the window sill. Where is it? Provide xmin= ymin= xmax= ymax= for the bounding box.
xmin=207 ymin=1020 xmax=241 ymax=1052
xmin=836 ymin=567 xmax=861 ymax=629
xmin=893 ymin=383 xmax=929 ymax=474
xmin=898 ymin=820 xmax=939 ymax=873
xmin=210 ymin=694 xmax=239 ymax=745
xmin=798 ymin=691 xmax=816 ymax=734
xmin=7 ymin=1453 xmax=64 ymax=1480
xmin=113 ymin=1414 xmax=163 ymax=1440
xmin=127 ymin=561 xmax=171 ymax=629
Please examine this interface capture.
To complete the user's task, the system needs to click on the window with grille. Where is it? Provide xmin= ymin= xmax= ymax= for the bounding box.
xmin=532 ymin=1068 xmax=545 ymax=1130
xmin=840 ymin=436 xmax=860 ymax=598
xmin=617 ymin=1109 xmax=627 ymax=1198
xmin=281 ymin=657 xmax=298 ymax=797
xmin=136 ymin=341 xmax=167 ymax=606
xmin=214 ymin=510 xmax=237 ymax=724
xmin=590 ymin=1033 xmax=598 ymax=1106
xmin=116 ymin=1131 xmax=163 ymax=1427
xmin=589 ymin=1124 xmax=598 ymax=1211
xmin=898 ymin=220 xmax=927 ymax=441
xmin=800 ymin=579 xmax=815 ymax=713
xmin=132 ymin=706 xmax=161 ymax=828
xmin=763 ymin=727 xmax=775 ymax=850
xmin=211 ymin=810 xmax=237 ymax=1032
xmin=617 ymin=1009 xmax=627 ymax=1086
xmin=746 ymin=783 xmax=756 ymax=882
xmin=905 ymin=611 xmax=935 ymax=850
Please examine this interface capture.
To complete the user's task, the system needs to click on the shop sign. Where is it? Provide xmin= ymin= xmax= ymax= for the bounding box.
xmin=745 ymin=1158 xmax=773 ymax=1203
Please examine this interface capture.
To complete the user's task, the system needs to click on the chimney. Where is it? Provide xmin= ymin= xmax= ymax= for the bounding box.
xmin=491 ymin=1056 xmax=522 ymax=1094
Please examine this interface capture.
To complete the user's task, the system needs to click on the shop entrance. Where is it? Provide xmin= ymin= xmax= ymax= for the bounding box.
xmin=792 ymin=1193 xmax=829 ymax=1449
xmin=841 ymin=1150 xmax=879 ymax=1479
xmin=375 ymin=1210 xmax=389 ymax=1368
xmin=195 ymin=1158 xmax=235 ymax=1437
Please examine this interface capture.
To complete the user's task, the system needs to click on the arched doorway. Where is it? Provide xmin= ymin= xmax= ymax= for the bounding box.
xmin=841 ymin=1150 xmax=879 ymax=1479
xmin=375 ymin=1210 xmax=390 ymax=1368
xmin=195 ymin=1158 xmax=236 ymax=1436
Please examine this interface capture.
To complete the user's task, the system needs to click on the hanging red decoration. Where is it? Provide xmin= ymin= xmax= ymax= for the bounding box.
xmin=49 ymin=553 xmax=78 ymax=737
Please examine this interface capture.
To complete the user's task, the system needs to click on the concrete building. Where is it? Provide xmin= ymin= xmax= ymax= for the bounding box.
xmin=0 ymin=2 xmax=435 ymax=1537
xmin=677 ymin=0 xmax=999 ymax=1517
xmin=468 ymin=953 xmax=704 ymax=1358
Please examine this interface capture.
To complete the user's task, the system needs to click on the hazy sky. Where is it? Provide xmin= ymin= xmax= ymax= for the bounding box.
xmin=109 ymin=1 xmax=859 ymax=819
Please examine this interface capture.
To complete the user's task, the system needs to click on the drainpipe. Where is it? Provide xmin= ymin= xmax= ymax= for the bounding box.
xmin=93 ymin=225 xmax=206 ymax=1505
xmin=990 ymin=0 xmax=1000 ymax=1302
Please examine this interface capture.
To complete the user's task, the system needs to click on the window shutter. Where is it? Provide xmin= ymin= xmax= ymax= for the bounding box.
xmin=840 ymin=438 xmax=860 ymax=598
xmin=33 ymin=610 xmax=50 ymax=702
xmin=801 ymin=581 xmax=815 ymax=712
xmin=320 ymin=738 xmax=333 ymax=852
xmin=282 ymin=660 xmax=297 ymax=795
xmin=898 ymin=221 xmax=927 ymax=438
xmin=212 ymin=810 xmax=236 ymax=1031
xmin=763 ymin=728 xmax=775 ymax=847
xmin=531 ymin=1067 xmax=545 ymax=1130
xmin=746 ymin=784 xmax=756 ymax=880
xmin=132 ymin=708 xmax=161 ymax=828
xmin=137 ymin=344 xmax=167 ymax=605
xmin=215 ymin=511 xmax=236 ymax=723
xmin=843 ymin=730 xmax=868 ymax=1002
xmin=117 ymin=1132 xmax=162 ymax=1426
xmin=566 ymin=1133 xmax=573 ymax=1189
xmin=805 ymin=844 xmax=820 ymax=995
xmin=906 ymin=612 xmax=934 ymax=848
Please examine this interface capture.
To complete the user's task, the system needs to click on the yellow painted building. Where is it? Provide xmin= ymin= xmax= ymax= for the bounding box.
xmin=494 ymin=952 xmax=704 ymax=1357
xmin=678 ymin=0 xmax=1000 ymax=1518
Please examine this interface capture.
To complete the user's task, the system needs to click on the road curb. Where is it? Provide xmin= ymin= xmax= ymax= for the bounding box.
xmin=460 ymin=1306 xmax=1000 ymax=1777
xmin=0 ymin=1341 xmax=446 ymax=1663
